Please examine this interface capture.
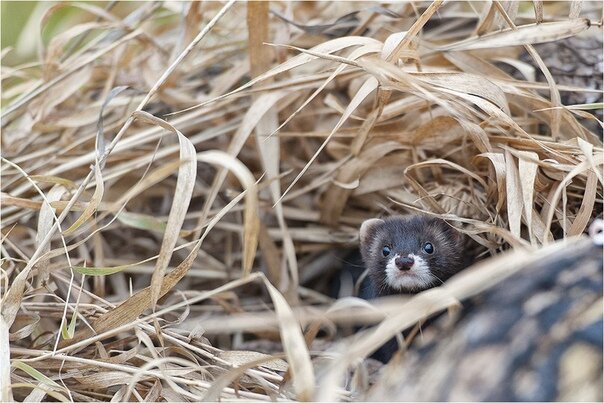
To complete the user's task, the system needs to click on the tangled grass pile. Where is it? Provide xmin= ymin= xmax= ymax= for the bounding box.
xmin=1 ymin=1 xmax=602 ymax=401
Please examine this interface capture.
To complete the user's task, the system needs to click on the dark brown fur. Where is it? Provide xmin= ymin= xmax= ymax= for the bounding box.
xmin=360 ymin=215 xmax=467 ymax=296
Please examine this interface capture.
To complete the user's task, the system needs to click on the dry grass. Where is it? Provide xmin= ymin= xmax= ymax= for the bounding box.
xmin=1 ymin=1 xmax=602 ymax=401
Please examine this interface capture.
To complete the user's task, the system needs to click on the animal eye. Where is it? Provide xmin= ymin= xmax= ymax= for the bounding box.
xmin=423 ymin=242 xmax=434 ymax=254
xmin=382 ymin=245 xmax=391 ymax=257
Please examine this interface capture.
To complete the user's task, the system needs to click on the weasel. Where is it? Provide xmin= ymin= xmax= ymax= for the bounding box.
xmin=360 ymin=215 xmax=467 ymax=296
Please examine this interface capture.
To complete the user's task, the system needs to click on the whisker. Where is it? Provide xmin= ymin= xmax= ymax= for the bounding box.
xmin=426 ymin=271 xmax=446 ymax=286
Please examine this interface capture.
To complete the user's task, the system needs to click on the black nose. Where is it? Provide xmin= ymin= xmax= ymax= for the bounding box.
xmin=395 ymin=256 xmax=414 ymax=270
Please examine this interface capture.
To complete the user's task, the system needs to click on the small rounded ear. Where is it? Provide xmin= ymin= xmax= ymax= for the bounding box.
xmin=360 ymin=218 xmax=384 ymax=246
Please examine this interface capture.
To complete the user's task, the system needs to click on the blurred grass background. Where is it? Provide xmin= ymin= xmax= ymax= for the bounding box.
xmin=1 ymin=1 xmax=147 ymax=65
xmin=2 ymin=1 xmax=38 ymax=60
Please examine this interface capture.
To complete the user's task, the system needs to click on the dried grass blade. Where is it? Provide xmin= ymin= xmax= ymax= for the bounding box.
xmin=144 ymin=380 xmax=162 ymax=402
xmin=61 ymin=178 xmax=251 ymax=348
xmin=568 ymin=169 xmax=598 ymax=236
xmin=533 ymin=1 xmax=544 ymax=23
xmin=60 ymin=306 xmax=78 ymax=341
xmin=247 ymin=5 xmax=297 ymax=291
xmin=203 ymin=352 xmax=286 ymax=401
xmin=11 ymin=384 xmax=69 ymax=403
xmin=413 ymin=159 xmax=488 ymax=190
xmin=116 ymin=212 xmax=169 ymax=234
xmin=569 ymin=1 xmax=583 ymax=18
xmin=416 ymin=72 xmax=510 ymax=115
xmin=475 ymin=2 xmax=498 ymax=35
xmin=247 ymin=1 xmax=270 ymax=78
xmin=63 ymin=163 xmax=104 ymax=235
xmin=404 ymin=158 xmax=489 ymax=214
xmin=385 ymin=0 xmax=443 ymax=61
xmin=0 ymin=317 xmax=11 ymax=402
xmin=62 ymin=245 xmax=202 ymax=348
xmin=197 ymin=151 xmax=259 ymax=276
xmin=12 ymin=361 xmax=66 ymax=394
xmin=261 ymin=276 xmax=315 ymax=400
xmin=29 ymin=175 xmax=76 ymax=189
xmin=498 ymin=1 xmax=519 ymax=29
xmin=278 ymin=74 xmax=378 ymax=203
xmin=458 ymin=119 xmax=492 ymax=153
xmin=505 ymin=150 xmax=523 ymax=240
xmin=268 ymin=42 xmax=362 ymax=68
xmin=523 ymin=43 xmax=564 ymax=140
xmin=35 ymin=185 xmax=67 ymax=283
xmin=0 ymin=194 xmax=43 ymax=210
xmin=350 ymin=86 xmax=390 ymax=155
xmin=96 ymin=85 xmax=130 ymax=160
xmin=63 ymin=94 xmax=114 ymax=234
xmin=63 ymin=254 xmax=254 ymax=353
xmin=73 ymin=263 xmax=141 ymax=276
xmin=577 ymin=138 xmax=603 ymax=184
xmin=1 ymin=29 xmax=142 ymax=121
xmin=132 ymin=111 xmax=197 ymax=309
xmin=23 ymin=383 xmax=48 ymax=402
xmin=108 ymin=159 xmax=184 ymax=214
xmin=266 ymin=43 xmax=381 ymax=140
xmin=197 ymin=91 xmax=286 ymax=243
xmin=0 ymin=158 xmax=71 ymax=328
xmin=518 ymin=151 xmax=540 ymax=244
xmin=321 ymin=141 xmax=405 ymax=226
xmin=34 ymin=161 xmax=183 ymax=269
xmin=474 ymin=152 xmax=508 ymax=213
xmin=169 ymin=36 xmax=380 ymax=116
xmin=493 ymin=2 xmax=566 ymax=141
xmin=543 ymin=154 xmax=604 ymax=242
xmin=437 ymin=19 xmax=591 ymax=51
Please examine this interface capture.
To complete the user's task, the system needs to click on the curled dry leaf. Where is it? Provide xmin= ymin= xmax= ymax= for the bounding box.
xmin=131 ymin=111 xmax=197 ymax=309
